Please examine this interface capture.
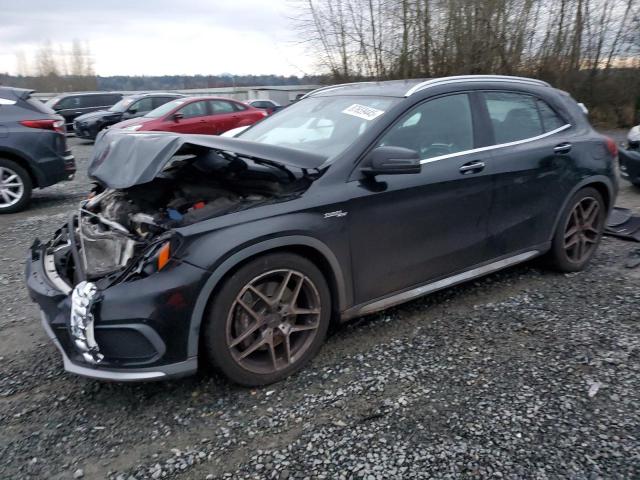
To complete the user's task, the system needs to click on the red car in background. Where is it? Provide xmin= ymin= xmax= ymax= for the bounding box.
xmin=111 ymin=97 xmax=267 ymax=135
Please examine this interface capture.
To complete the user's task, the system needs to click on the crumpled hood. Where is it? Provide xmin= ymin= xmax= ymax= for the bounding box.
xmin=88 ymin=129 xmax=328 ymax=189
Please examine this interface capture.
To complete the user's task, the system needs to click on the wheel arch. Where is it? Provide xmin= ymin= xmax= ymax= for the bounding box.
xmin=187 ymin=235 xmax=349 ymax=358
xmin=0 ymin=148 xmax=40 ymax=187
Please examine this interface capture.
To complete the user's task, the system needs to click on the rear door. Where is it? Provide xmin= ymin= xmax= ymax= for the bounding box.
xmin=234 ymin=102 xmax=266 ymax=128
xmin=166 ymin=100 xmax=209 ymax=134
xmin=347 ymin=92 xmax=494 ymax=303
xmin=481 ymin=91 xmax=576 ymax=255
xmin=205 ymin=100 xmax=239 ymax=134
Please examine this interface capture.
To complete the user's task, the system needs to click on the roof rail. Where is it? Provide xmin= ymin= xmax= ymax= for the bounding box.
xmin=300 ymin=81 xmax=379 ymax=99
xmin=405 ymin=75 xmax=550 ymax=97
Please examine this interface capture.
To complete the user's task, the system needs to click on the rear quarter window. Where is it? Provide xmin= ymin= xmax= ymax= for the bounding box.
xmin=536 ymin=99 xmax=566 ymax=132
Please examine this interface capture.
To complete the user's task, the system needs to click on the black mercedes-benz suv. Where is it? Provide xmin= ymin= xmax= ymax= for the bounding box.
xmin=26 ymin=76 xmax=618 ymax=385
xmin=73 ymin=93 xmax=185 ymax=140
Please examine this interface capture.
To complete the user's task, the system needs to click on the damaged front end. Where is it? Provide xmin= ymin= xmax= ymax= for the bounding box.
xmin=26 ymin=130 xmax=326 ymax=380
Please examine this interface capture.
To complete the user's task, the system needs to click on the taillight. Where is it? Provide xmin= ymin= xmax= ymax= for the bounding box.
xmin=20 ymin=118 xmax=65 ymax=133
xmin=605 ymin=137 xmax=618 ymax=157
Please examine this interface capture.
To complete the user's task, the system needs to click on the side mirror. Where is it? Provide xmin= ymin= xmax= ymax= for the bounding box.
xmin=361 ymin=146 xmax=421 ymax=176
xmin=128 ymin=107 xmax=138 ymax=115
xmin=173 ymin=112 xmax=184 ymax=121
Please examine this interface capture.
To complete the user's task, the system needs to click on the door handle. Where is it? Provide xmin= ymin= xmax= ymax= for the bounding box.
xmin=459 ymin=160 xmax=485 ymax=174
xmin=554 ymin=142 xmax=572 ymax=154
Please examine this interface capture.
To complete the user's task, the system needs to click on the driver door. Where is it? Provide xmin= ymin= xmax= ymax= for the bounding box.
xmin=166 ymin=100 xmax=209 ymax=134
xmin=347 ymin=93 xmax=494 ymax=304
xmin=122 ymin=97 xmax=155 ymax=120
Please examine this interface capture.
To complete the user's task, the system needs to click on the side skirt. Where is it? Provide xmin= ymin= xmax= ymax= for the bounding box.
xmin=341 ymin=249 xmax=543 ymax=320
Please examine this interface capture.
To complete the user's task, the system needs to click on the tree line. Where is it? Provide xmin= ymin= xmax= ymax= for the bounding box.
xmin=13 ymin=40 xmax=98 ymax=92
xmin=293 ymin=0 xmax=640 ymax=126
xmin=0 ymin=72 xmax=326 ymax=93
xmin=3 ymin=40 xmax=325 ymax=94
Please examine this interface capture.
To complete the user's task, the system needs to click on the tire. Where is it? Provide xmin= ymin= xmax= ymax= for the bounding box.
xmin=545 ymin=187 xmax=606 ymax=272
xmin=0 ymin=158 xmax=32 ymax=214
xmin=203 ymin=252 xmax=331 ymax=386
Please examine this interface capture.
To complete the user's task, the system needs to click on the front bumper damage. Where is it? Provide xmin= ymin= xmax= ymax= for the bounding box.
xmin=26 ymin=234 xmax=206 ymax=381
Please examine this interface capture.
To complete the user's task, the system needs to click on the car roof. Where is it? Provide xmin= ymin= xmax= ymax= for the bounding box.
xmin=179 ymin=96 xmax=243 ymax=102
xmin=53 ymin=91 xmax=123 ymax=98
xmin=305 ymin=75 xmax=551 ymax=98
xmin=126 ymin=92 xmax=185 ymax=99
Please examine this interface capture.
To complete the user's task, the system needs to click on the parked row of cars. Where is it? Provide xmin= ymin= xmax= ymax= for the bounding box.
xmin=44 ymin=91 xmax=278 ymax=140
xmin=0 ymin=89 xmax=281 ymax=212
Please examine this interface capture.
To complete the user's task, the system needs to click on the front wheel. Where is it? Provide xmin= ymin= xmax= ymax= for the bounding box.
xmin=203 ymin=252 xmax=331 ymax=386
xmin=545 ymin=187 xmax=606 ymax=272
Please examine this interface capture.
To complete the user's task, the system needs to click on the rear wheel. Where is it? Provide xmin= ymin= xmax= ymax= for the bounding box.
xmin=0 ymin=159 xmax=32 ymax=214
xmin=546 ymin=187 xmax=605 ymax=272
xmin=203 ymin=252 xmax=331 ymax=386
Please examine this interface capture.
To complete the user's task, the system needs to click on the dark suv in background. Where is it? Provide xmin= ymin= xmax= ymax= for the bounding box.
xmin=0 ymin=87 xmax=75 ymax=213
xmin=73 ymin=93 xmax=185 ymax=140
xmin=45 ymin=92 xmax=123 ymax=129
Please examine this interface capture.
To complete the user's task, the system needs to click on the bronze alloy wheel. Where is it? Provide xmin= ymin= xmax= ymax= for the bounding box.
xmin=563 ymin=195 xmax=602 ymax=263
xmin=225 ymin=269 xmax=322 ymax=374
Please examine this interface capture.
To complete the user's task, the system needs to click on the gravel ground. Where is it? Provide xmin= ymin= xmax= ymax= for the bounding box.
xmin=1 ymin=132 xmax=639 ymax=480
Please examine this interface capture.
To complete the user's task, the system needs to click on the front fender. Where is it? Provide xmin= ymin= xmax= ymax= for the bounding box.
xmin=185 ymin=234 xmax=350 ymax=358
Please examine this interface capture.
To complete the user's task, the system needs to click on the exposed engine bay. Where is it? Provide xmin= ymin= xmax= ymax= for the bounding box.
xmin=46 ymin=144 xmax=319 ymax=286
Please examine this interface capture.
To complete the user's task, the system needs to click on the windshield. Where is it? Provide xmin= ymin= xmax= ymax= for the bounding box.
xmin=109 ymin=97 xmax=135 ymax=112
xmin=238 ymin=96 xmax=398 ymax=160
xmin=144 ymin=98 xmax=186 ymax=118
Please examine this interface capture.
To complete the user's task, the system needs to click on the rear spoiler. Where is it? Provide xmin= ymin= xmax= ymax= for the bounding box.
xmin=12 ymin=88 xmax=35 ymax=100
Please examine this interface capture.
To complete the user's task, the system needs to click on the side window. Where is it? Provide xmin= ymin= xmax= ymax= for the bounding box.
xmin=536 ymin=99 xmax=565 ymax=132
xmin=379 ymin=93 xmax=474 ymax=159
xmin=57 ymin=96 xmax=81 ymax=109
xmin=85 ymin=95 xmax=106 ymax=108
xmin=484 ymin=92 xmax=544 ymax=143
xmin=152 ymin=97 xmax=174 ymax=109
xmin=208 ymin=100 xmax=236 ymax=114
xmin=178 ymin=101 xmax=208 ymax=119
xmin=106 ymin=94 xmax=123 ymax=105
xmin=131 ymin=97 xmax=154 ymax=113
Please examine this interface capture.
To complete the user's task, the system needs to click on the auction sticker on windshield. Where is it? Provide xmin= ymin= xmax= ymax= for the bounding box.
xmin=342 ymin=104 xmax=385 ymax=121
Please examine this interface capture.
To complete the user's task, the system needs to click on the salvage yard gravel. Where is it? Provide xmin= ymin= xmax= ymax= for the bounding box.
xmin=0 ymin=138 xmax=638 ymax=479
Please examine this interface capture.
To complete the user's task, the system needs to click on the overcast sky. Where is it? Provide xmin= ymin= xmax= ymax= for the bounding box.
xmin=0 ymin=0 xmax=315 ymax=76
